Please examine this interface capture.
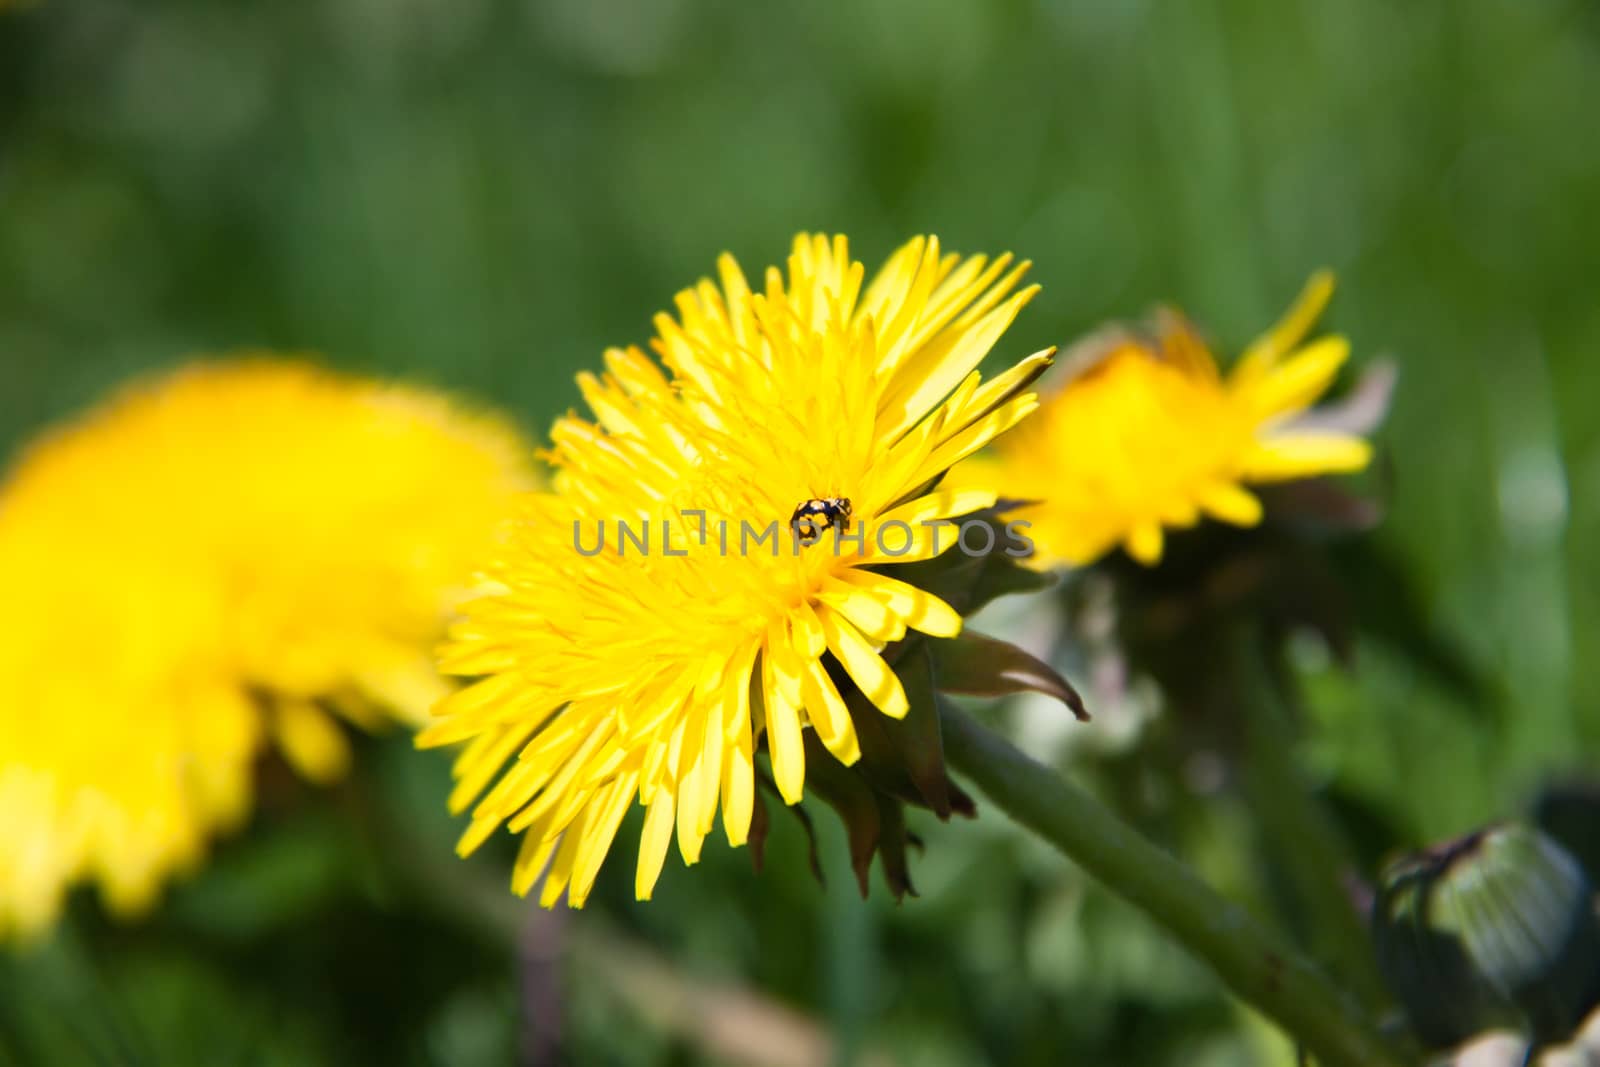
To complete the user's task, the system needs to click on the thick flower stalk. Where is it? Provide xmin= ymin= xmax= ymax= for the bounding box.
xmin=956 ymin=272 xmax=1373 ymax=568
xmin=425 ymin=234 xmax=1058 ymax=907
xmin=0 ymin=360 xmax=533 ymax=937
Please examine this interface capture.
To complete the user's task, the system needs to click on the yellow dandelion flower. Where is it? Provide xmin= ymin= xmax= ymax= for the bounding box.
xmin=955 ymin=272 xmax=1373 ymax=568
xmin=0 ymin=359 xmax=534 ymax=938
xmin=424 ymin=234 xmax=1054 ymax=907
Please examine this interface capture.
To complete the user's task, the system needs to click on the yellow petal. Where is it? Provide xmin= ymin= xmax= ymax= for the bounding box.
xmin=723 ymin=641 xmax=759 ymax=744
xmin=870 ymin=238 xmax=950 ymax=372
xmin=878 ymin=286 xmax=1040 ymax=440
xmin=789 ymin=603 xmax=827 ymax=659
xmin=504 ymin=719 xmax=613 ymax=831
xmin=513 ymin=827 xmax=560 ymax=898
xmin=673 ymin=706 xmax=710 ymax=865
xmin=898 ymin=253 xmax=1019 ymax=363
xmin=576 ymin=370 xmax=646 ymax=439
xmin=944 ymin=348 xmax=1055 ymax=435
xmin=418 ymin=674 xmax=553 ymax=749
xmin=447 ymin=719 xmax=538 ymax=815
xmin=693 ymin=697 xmax=724 ymax=837
xmin=839 ymin=570 xmax=961 ymax=638
xmin=817 ymin=579 xmax=902 ymax=645
xmin=720 ymin=720 xmax=755 ymax=847
xmin=1198 ymin=483 xmax=1264 ymax=527
xmin=1235 ymin=270 xmax=1336 ymax=381
xmin=1247 ymin=336 xmax=1350 ymax=419
xmin=539 ymin=822 xmax=583 ymax=908
xmin=876 ymin=487 xmax=997 ymax=529
xmin=903 ymin=394 xmax=1040 ymax=492
xmin=764 ymin=622 xmax=806 ymax=708
xmin=859 ymin=488 xmax=997 ymax=565
xmin=1156 ymin=496 xmax=1200 ymax=528
xmin=457 ymin=813 xmax=501 ymax=858
xmin=1125 ymin=521 xmax=1165 ymax=565
xmin=762 ymin=651 xmax=807 ymax=805
xmin=1242 ymin=433 xmax=1373 ymax=482
xmin=273 ymin=701 xmax=351 ymax=785
xmin=635 ymin=788 xmax=675 ymax=901
xmin=942 ymin=453 xmax=1011 ymax=498
xmin=818 ymin=607 xmax=909 ymax=719
xmin=800 ymin=655 xmax=859 ymax=765
xmin=569 ymin=770 xmax=638 ymax=906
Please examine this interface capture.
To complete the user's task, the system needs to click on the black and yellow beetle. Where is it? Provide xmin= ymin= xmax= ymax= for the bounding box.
xmin=790 ymin=496 xmax=852 ymax=546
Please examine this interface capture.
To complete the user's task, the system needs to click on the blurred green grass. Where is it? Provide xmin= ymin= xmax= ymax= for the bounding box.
xmin=2 ymin=0 xmax=1598 ymax=1064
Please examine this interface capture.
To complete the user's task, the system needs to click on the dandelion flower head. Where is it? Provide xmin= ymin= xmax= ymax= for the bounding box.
xmin=426 ymin=234 xmax=1054 ymax=907
xmin=0 ymin=360 xmax=533 ymax=937
xmin=954 ymin=272 xmax=1373 ymax=568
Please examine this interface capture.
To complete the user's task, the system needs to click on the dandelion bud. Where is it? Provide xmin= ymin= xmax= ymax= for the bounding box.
xmin=1372 ymin=822 xmax=1600 ymax=1050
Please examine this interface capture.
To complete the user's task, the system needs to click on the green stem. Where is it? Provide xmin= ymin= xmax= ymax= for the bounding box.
xmin=941 ymin=706 xmax=1412 ymax=1067
xmin=1234 ymin=633 xmax=1388 ymax=1010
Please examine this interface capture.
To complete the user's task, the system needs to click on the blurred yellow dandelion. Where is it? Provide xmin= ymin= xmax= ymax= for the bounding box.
xmin=424 ymin=233 xmax=1053 ymax=907
xmin=955 ymin=272 xmax=1372 ymax=568
xmin=0 ymin=360 xmax=533 ymax=938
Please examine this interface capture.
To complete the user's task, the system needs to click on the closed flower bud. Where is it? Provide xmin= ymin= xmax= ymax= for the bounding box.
xmin=1372 ymin=822 xmax=1600 ymax=1051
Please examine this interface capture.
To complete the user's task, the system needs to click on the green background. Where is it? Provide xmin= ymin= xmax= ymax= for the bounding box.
xmin=2 ymin=1 xmax=1597 ymax=1064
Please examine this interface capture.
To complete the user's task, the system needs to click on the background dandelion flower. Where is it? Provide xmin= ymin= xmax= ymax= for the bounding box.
xmin=955 ymin=272 xmax=1373 ymax=568
xmin=0 ymin=359 xmax=534 ymax=938
xmin=425 ymin=233 xmax=1055 ymax=907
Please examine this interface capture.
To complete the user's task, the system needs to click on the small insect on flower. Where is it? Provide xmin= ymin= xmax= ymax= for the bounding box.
xmin=790 ymin=496 xmax=853 ymax=546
